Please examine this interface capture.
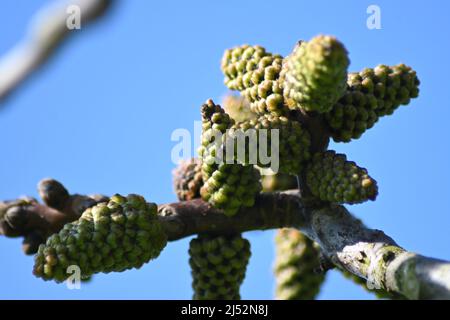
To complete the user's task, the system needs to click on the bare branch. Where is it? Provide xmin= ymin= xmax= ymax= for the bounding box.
xmin=159 ymin=190 xmax=305 ymax=241
xmin=0 ymin=0 xmax=112 ymax=102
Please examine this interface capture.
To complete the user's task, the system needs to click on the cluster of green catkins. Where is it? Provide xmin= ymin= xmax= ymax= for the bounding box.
xmin=211 ymin=34 xmax=418 ymax=213
xmin=33 ymin=194 xmax=167 ymax=282
xmin=274 ymin=229 xmax=325 ymax=300
xmin=197 ymin=98 xmax=310 ymax=214
xmin=189 ymin=234 xmax=251 ymax=300
xmin=306 ymin=151 xmax=378 ymax=204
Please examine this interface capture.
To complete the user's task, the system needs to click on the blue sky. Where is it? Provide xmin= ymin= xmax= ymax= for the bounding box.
xmin=0 ymin=0 xmax=449 ymax=299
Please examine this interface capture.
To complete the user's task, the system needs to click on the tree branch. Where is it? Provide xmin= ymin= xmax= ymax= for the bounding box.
xmin=299 ymin=204 xmax=450 ymax=299
xmin=0 ymin=0 xmax=112 ymax=102
xmin=159 ymin=191 xmax=450 ymax=299
xmin=1 ymin=189 xmax=449 ymax=299
xmin=159 ymin=190 xmax=305 ymax=241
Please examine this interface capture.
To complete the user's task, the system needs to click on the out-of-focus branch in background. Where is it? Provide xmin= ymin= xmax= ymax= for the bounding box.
xmin=0 ymin=0 xmax=113 ymax=103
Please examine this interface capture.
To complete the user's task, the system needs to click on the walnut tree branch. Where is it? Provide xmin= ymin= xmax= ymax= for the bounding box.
xmin=1 ymin=189 xmax=449 ymax=299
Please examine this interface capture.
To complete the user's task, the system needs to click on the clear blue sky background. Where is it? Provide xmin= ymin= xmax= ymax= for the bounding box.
xmin=0 ymin=0 xmax=449 ymax=300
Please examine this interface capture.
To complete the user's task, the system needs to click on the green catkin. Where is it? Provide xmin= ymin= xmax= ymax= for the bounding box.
xmin=33 ymin=194 xmax=167 ymax=282
xmin=172 ymin=158 xmax=203 ymax=201
xmin=189 ymin=234 xmax=251 ymax=300
xmin=221 ymin=95 xmax=257 ymax=123
xmin=198 ymin=99 xmax=262 ymax=216
xmin=305 ymin=151 xmax=378 ymax=204
xmin=221 ymin=45 xmax=288 ymax=115
xmin=281 ymin=35 xmax=349 ymax=113
xmin=274 ymin=229 xmax=325 ymax=300
xmin=324 ymin=63 xmax=420 ymax=142
xmin=198 ymin=99 xmax=234 ymax=179
xmin=230 ymin=114 xmax=311 ymax=175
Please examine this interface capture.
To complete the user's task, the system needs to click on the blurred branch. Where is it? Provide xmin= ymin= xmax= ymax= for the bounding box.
xmin=1 ymin=183 xmax=450 ymax=299
xmin=0 ymin=0 xmax=112 ymax=102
